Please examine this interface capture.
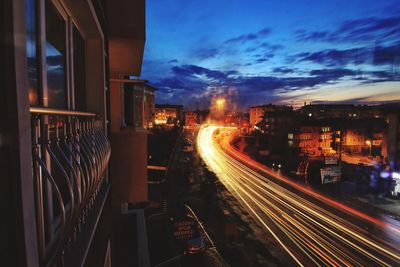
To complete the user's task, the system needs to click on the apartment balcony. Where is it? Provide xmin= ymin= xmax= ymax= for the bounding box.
xmin=30 ymin=107 xmax=111 ymax=267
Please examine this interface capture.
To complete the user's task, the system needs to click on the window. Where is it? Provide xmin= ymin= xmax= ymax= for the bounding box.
xmin=25 ymin=0 xmax=87 ymax=111
xmin=124 ymin=85 xmax=134 ymax=127
xmin=45 ymin=0 xmax=67 ymax=108
xmin=123 ymin=82 xmax=145 ymax=129
xmin=73 ymin=26 xmax=86 ymax=110
xmin=26 ymin=0 xmax=39 ymax=106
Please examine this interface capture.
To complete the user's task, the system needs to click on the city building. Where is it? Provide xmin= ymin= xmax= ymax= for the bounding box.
xmin=299 ymin=104 xmax=361 ymax=119
xmin=295 ymin=125 xmax=335 ymax=157
xmin=155 ymin=104 xmax=183 ymax=125
xmin=299 ymin=103 xmax=388 ymax=120
xmin=292 ymin=117 xmax=387 ymax=160
xmin=342 ymin=129 xmax=368 ymax=154
xmin=144 ymin=84 xmax=157 ymax=129
xmin=249 ymin=104 xmax=292 ymax=126
xmin=2 ymin=0 xmax=150 ymax=266
xmin=387 ymin=112 xmax=400 ymax=169
xmin=341 ymin=119 xmax=386 ymax=160
xmin=256 ymin=109 xmax=294 ymax=154
xmin=184 ymin=111 xmax=198 ymax=127
xmin=196 ymin=109 xmax=210 ymax=125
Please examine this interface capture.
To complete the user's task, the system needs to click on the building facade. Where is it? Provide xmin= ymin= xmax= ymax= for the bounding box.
xmin=295 ymin=126 xmax=335 ymax=157
xmin=387 ymin=112 xmax=400 ymax=169
xmin=299 ymin=104 xmax=387 ymax=120
xmin=184 ymin=111 xmax=198 ymax=126
xmin=155 ymin=104 xmax=183 ymax=125
xmin=1 ymin=0 xmax=149 ymax=266
xmin=249 ymin=104 xmax=292 ymax=126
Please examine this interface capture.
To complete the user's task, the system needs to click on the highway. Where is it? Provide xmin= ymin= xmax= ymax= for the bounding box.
xmin=197 ymin=125 xmax=400 ymax=266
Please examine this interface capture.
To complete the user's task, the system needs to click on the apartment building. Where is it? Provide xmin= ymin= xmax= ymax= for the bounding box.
xmin=388 ymin=112 xmax=400 ymax=169
xmin=249 ymin=104 xmax=292 ymax=126
xmin=155 ymin=104 xmax=183 ymax=125
xmin=1 ymin=0 xmax=149 ymax=266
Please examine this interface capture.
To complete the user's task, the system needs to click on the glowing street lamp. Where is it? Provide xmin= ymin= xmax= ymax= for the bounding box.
xmin=365 ymin=140 xmax=372 ymax=157
xmin=216 ymin=98 xmax=225 ymax=120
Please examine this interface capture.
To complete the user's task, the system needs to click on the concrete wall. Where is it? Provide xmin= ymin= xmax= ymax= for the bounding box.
xmin=110 ymin=131 xmax=148 ymax=207
xmin=109 ymin=80 xmax=148 ymax=207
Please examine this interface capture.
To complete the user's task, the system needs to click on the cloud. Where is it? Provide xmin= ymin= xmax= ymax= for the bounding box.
xmin=272 ymin=67 xmax=295 ymax=74
xmin=224 ymin=27 xmax=272 ymax=44
xmin=259 ymin=42 xmax=283 ymax=51
xmin=193 ymin=29 xmax=280 ymax=60
xmin=154 ymin=77 xmax=186 ymax=91
xmin=168 ymin=59 xmax=178 ymax=63
xmin=245 ymin=42 xmax=283 ymax=55
xmin=295 ymin=47 xmax=369 ymax=66
xmin=194 ymin=48 xmax=220 ymax=60
xmin=254 ymin=52 xmax=275 ymax=64
xmin=292 ymin=43 xmax=399 ymax=67
xmin=152 ymin=63 xmax=399 ymax=108
xmin=373 ymin=44 xmax=400 ymax=65
xmin=172 ymin=64 xmax=228 ymax=80
xmin=46 ymin=55 xmax=64 ymax=67
xmin=309 ymin=68 xmax=356 ymax=79
xmin=296 ymin=15 xmax=400 ymax=44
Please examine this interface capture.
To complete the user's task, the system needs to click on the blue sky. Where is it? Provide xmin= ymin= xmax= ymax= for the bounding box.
xmin=141 ymin=0 xmax=400 ymax=110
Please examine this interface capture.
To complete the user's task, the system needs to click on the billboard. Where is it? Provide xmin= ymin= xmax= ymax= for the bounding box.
xmin=320 ymin=166 xmax=341 ymax=184
xmin=173 ymin=220 xmax=197 ymax=241
xmin=325 ymin=156 xmax=338 ymax=165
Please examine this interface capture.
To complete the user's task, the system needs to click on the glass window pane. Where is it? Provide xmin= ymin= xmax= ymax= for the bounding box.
xmin=133 ymin=85 xmax=144 ymax=128
xmin=26 ymin=0 xmax=39 ymax=106
xmin=73 ymin=26 xmax=86 ymax=111
xmin=124 ymin=85 xmax=134 ymax=127
xmin=123 ymin=82 xmax=145 ymax=128
xmin=45 ymin=0 xmax=66 ymax=109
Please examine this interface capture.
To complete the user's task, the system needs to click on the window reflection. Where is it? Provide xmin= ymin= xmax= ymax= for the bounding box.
xmin=45 ymin=0 xmax=66 ymax=109
xmin=123 ymin=82 xmax=145 ymax=129
xmin=73 ymin=27 xmax=86 ymax=111
xmin=26 ymin=0 xmax=39 ymax=106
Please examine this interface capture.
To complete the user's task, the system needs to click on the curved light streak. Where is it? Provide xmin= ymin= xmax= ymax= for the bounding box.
xmin=197 ymin=125 xmax=400 ymax=266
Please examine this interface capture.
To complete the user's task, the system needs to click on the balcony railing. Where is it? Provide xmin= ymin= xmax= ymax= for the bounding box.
xmin=30 ymin=107 xmax=111 ymax=266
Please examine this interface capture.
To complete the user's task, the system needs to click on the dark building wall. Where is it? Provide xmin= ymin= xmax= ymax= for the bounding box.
xmin=388 ymin=113 xmax=400 ymax=169
xmin=0 ymin=0 xmax=38 ymax=265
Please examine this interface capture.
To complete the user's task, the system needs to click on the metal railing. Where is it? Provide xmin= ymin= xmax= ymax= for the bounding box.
xmin=30 ymin=107 xmax=111 ymax=266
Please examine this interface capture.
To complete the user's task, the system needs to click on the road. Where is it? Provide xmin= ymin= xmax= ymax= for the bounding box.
xmin=197 ymin=125 xmax=400 ymax=266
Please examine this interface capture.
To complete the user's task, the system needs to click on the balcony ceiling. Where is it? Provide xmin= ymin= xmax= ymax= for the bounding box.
xmin=107 ymin=0 xmax=146 ymax=75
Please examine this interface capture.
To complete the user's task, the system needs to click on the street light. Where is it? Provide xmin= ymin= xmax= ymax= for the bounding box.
xmin=216 ymin=98 xmax=225 ymax=121
xmin=365 ymin=140 xmax=372 ymax=157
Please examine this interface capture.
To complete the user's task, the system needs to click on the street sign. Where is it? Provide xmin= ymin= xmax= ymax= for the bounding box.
xmin=173 ymin=220 xmax=197 ymax=241
xmin=320 ymin=166 xmax=341 ymax=184
xmin=325 ymin=156 xmax=338 ymax=165
xmin=372 ymin=140 xmax=382 ymax=146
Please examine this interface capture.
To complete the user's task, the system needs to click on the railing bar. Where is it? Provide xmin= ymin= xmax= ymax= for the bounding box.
xmin=76 ymin=129 xmax=97 ymax=200
xmin=30 ymin=111 xmax=111 ymax=266
xmin=54 ymin=143 xmax=81 ymax=206
xmin=32 ymin=116 xmax=47 ymax=261
xmin=30 ymin=107 xmax=96 ymax=117
xmin=33 ymin=153 xmax=66 ymax=263
xmin=45 ymin=145 xmax=75 ymax=222
xmin=61 ymin=141 xmax=88 ymax=206
xmin=68 ymin=139 xmax=91 ymax=205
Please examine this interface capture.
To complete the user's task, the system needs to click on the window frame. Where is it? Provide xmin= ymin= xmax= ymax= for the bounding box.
xmin=34 ymin=0 xmax=87 ymax=111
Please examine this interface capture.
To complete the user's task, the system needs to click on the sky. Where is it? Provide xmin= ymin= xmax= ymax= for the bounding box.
xmin=141 ymin=0 xmax=400 ymax=110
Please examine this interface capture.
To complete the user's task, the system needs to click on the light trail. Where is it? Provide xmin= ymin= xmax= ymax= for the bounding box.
xmin=197 ymin=125 xmax=400 ymax=266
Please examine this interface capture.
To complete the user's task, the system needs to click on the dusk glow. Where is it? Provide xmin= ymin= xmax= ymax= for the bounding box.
xmin=142 ymin=0 xmax=400 ymax=109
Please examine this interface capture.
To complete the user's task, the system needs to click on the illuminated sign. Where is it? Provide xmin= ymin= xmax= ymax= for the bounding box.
xmin=325 ymin=156 xmax=338 ymax=165
xmin=320 ymin=166 xmax=341 ymax=184
xmin=173 ymin=220 xmax=197 ymax=241
xmin=393 ymin=172 xmax=400 ymax=180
